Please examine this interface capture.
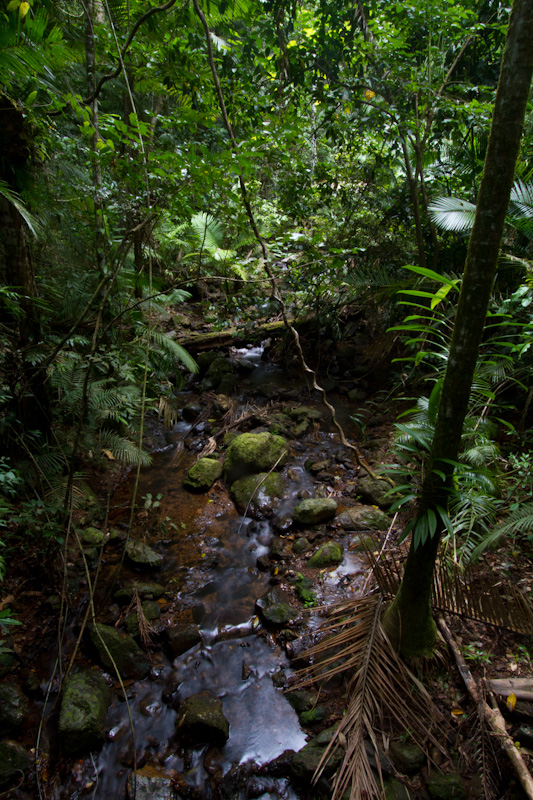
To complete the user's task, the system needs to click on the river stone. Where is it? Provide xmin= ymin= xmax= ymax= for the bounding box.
xmin=80 ymin=526 xmax=105 ymax=546
xmin=300 ymin=706 xmax=327 ymax=724
xmin=231 ymin=472 xmax=285 ymax=516
xmin=290 ymin=727 xmax=343 ymax=780
xmin=114 ymin=582 xmax=166 ymax=603
xmin=89 ymin=623 xmax=151 ymax=680
xmin=166 ymin=623 xmax=202 ymax=658
xmin=184 ymin=458 xmax=223 ymax=492
xmin=349 ymin=534 xmax=378 ymax=552
xmin=389 ymin=741 xmax=426 ymax=774
xmin=175 ymin=690 xmax=229 ymax=746
xmin=383 ymin=777 xmax=411 ymax=800
xmin=224 ymin=432 xmax=288 ymax=484
xmin=307 ymin=541 xmax=343 ymax=568
xmin=286 ymin=406 xmax=323 ymax=422
xmin=127 ymin=765 xmax=174 ymax=800
xmin=357 ymin=475 xmax=395 ymax=509
xmin=293 ymin=536 xmax=311 ymax=554
xmin=0 ymin=683 xmax=28 ymax=734
xmin=217 ymin=373 xmax=238 ymax=395
xmin=201 ymin=356 xmax=232 ymax=390
xmin=427 ymin=773 xmax=465 ymax=799
xmin=58 ymin=669 xmax=111 ymax=756
xmin=0 ymin=741 xmax=33 ymax=787
xmin=293 ymin=498 xmax=338 ymax=525
xmin=336 ymin=505 xmax=390 ymax=531
xmin=125 ymin=539 xmax=164 ymax=569
xmin=286 ymin=690 xmax=316 ymax=713
xmin=256 ymin=586 xmax=298 ymax=626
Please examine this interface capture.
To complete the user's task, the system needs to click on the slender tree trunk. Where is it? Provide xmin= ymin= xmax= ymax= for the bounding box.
xmin=383 ymin=0 xmax=533 ymax=658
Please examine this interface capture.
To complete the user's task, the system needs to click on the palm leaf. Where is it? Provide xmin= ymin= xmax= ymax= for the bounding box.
xmin=98 ymin=429 xmax=152 ymax=467
xmin=0 ymin=180 xmax=41 ymax=238
xmin=428 ymin=196 xmax=477 ymax=233
xmin=189 ymin=212 xmax=225 ymax=253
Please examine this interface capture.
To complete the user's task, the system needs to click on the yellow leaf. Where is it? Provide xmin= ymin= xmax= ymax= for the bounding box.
xmin=365 ymin=89 xmax=376 ymax=100
xmin=19 ymin=1 xmax=30 ymax=17
xmin=451 ymin=707 xmax=463 ymax=716
xmin=102 ymin=449 xmax=116 ymax=460
xmin=7 ymin=1 xmax=20 ymax=12
xmin=507 ymin=693 xmax=517 ymax=711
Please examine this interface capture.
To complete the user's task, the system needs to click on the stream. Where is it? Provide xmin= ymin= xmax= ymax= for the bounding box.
xmin=59 ymin=346 xmax=376 ymax=800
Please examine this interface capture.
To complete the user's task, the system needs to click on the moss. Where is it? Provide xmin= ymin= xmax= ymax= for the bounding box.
xmin=382 ymin=590 xmax=438 ymax=659
xmin=224 ymin=431 xmax=288 ymax=484
xmin=184 ymin=458 xmax=223 ymax=492
xmin=231 ymin=472 xmax=285 ymax=515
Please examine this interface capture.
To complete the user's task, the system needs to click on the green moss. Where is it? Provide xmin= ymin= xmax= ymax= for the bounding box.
xmin=184 ymin=458 xmax=223 ymax=492
xmin=224 ymin=432 xmax=288 ymax=484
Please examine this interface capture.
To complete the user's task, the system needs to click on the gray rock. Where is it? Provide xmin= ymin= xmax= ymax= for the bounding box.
xmin=224 ymin=432 xmax=288 ymax=484
xmin=231 ymin=472 xmax=285 ymax=516
xmin=307 ymin=541 xmax=343 ymax=568
xmin=293 ymin=498 xmax=338 ymax=525
xmin=175 ymin=690 xmax=229 ymax=746
xmin=58 ymin=670 xmax=111 ymax=756
xmin=114 ymin=583 xmax=165 ymax=604
xmin=127 ymin=766 xmax=175 ymax=800
xmin=125 ymin=539 xmax=164 ymax=569
xmin=165 ymin=624 xmax=202 ymax=658
xmin=256 ymin=586 xmax=298 ymax=626
xmin=184 ymin=458 xmax=223 ymax=492
xmin=427 ymin=773 xmax=465 ymax=800
xmin=336 ymin=505 xmax=390 ymax=531
xmin=389 ymin=741 xmax=426 ymax=774
xmin=0 ymin=740 xmax=33 ymax=787
xmin=89 ymin=623 xmax=151 ymax=680
xmin=0 ymin=683 xmax=28 ymax=734
xmin=292 ymin=536 xmax=311 ymax=555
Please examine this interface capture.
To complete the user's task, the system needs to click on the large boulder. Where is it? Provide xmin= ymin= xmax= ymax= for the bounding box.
xmin=88 ymin=623 xmax=151 ymax=680
xmin=184 ymin=458 xmax=223 ymax=492
xmin=224 ymin=432 xmax=288 ymax=485
xmin=58 ymin=670 xmax=111 ymax=756
xmin=125 ymin=539 xmax=164 ymax=570
xmin=357 ymin=475 xmax=395 ymax=509
xmin=231 ymin=472 xmax=285 ymax=516
xmin=175 ymin=690 xmax=229 ymax=746
xmin=0 ymin=683 xmax=28 ymax=734
xmin=293 ymin=498 xmax=338 ymax=525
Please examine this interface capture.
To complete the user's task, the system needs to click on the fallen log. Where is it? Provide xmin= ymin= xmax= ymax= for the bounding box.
xmin=172 ymin=316 xmax=313 ymax=351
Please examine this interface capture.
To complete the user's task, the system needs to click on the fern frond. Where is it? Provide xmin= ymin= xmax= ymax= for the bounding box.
xmin=148 ymin=330 xmax=198 ymax=373
xmin=98 ymin=430 xmax=152 ymax=467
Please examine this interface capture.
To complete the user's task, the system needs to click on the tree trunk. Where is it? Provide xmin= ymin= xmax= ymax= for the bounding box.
xmin=383 ymin=0 xmax=533 ymax=659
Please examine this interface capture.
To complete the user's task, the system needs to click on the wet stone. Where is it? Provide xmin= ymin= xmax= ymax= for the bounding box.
xmin=349 ymin=534 xmax=378 ymax=552
xmin=127 ymin=765 xmax=174 ymax=800
xmin=293 ymin=498 xmax=338 ymax=526
xmin=80 ymin=526 xmax=105 ymax=546
xmin=269 ymin=536 xmax=290 ymax=560
xmin=292 ymin=536 xmax=311 ymax=555
xmin=165 ymin=623 xmax=202 ymax=658
xmin=231 ymin=472 xmax=285 ymax=517
xmin=300 ymin=706 xmax=327 ymax=724
xmin=256 ymin=586 xmax=298 ymax=626
xmin=224 ymin=431 xmax=288 ymax=484
xmin=286 ymin=690 xmax=316 ymax=713
xmin=175 ymin=690 xmax=230 ymax=746
xmin=58 ymin=669 xmax=111 ymax=756
xmin=89 ymin=623 xmax=151 ymax=680
xmin=0 ymin=740 xmax=33 ymax=787
xmin=272 ymin=513 xmax=293 ymax=533
xmin=125 ymin=600 xmax=161 ymax=637
xmin=0 ymin=683 xmax=28 ymax=734
xmin=125 ymin=539 xmax=164 ymax=569
xmin=357 ymin=474 xmax=395 ymax=509
xmin=307 ymin=541 xmax=343 ymax=568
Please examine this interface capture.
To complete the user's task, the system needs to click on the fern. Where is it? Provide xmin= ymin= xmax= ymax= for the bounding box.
xmin=99 ymin=429 xmax=152 ymax=467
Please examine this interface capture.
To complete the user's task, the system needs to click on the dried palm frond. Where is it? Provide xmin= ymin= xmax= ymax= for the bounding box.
xmin=157 ymin=396 xmax=180 ymax=431
xmin=290 ymin=593 xmax=447 ymax=800
xmin=128 ymin=587 xmax=154 ymax=648
xmin=370 ymin=550 xmax=533 ymax=634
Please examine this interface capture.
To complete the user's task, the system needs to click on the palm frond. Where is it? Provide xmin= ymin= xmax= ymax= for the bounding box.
xmin=428 ymin=196 xmax=477 ymax=233
xmin=471 ymin=502 xmax=533 ymax=560
xmin=98 ymin=429 xmax=152 ymax=467
xmin=189 ymin=212 xmax=225 ymax=252
xmin=0 ymin=179 xmax=41 ymax=237
xmin=290 ymin=594 xmax=446 ymax=800
xmin=509 ymin=180 xmax=533 ymax=235
xmin=148 ymin=330 xmax=198 ymax=373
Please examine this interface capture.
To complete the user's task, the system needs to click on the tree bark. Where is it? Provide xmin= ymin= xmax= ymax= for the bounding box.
xmin=383 ymin=0 xmax=533 ymax=659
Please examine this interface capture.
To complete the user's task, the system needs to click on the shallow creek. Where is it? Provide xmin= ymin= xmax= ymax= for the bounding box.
xmin=82 ymin=349 xmax=370 ymax=799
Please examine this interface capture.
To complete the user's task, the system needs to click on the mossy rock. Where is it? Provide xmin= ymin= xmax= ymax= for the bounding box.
xmin=300 ymin=706 xmax=327 ymax=724
xmin=384 ymin=778 xmax=411 ymax=800
xmin=224 ymin=432 xmax=288 ymax=484
xmin=357 ymin=475 xmax=396 ymax=509
xmin=0 ymin=683 xmax=28 ymax=734
xmin=389 ymin=741 xmax=426 ymax=774
xmin=124 ymin=539 xmax=164 ymax=569
xmin=293 ymin=536 xmax=311 ymax=554
xmin=286 ymin=690 xmax=316 ymax=713
xmin=256 ymin=586 xmax=298 ymax=626
xmin=286 ymin=406 xmax=323 ymax=422
xmin=58 ymin=669 xmax=111 ymax=756
xmin=114 ymin=583 xmax=165 ymax=604
xmin=80 ymin=526 xmax=105 ymax=546
xmin=336 ymin=505 xmax=390 ymax=532
xmin=175 ymin=690 xmax=229 ymax=746
xmin=125 ymin=600 xmax=161 ymax=637
xmin=293 ymin=498 xmax=338 ymax=525
xmin=307 ymin=541 xmax=343 ymax=568
xmin=291 ymin=727 xmax=342 ymax=781
xmin=127 ymin=765 xmax=174 ymax=800
xmin=231 ymin=472 xmax=285 ymax=516
xmin=427 ymin=773 xmax=465 ymax=800
xmin=0 ymin=741 xmax=33 ymax=787
xmin=184 ymin=458 xmax=223 ymax=492
xmin=88 ymin=623 xmax=151 ymax=680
